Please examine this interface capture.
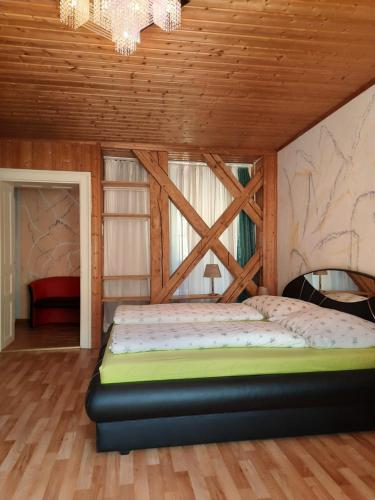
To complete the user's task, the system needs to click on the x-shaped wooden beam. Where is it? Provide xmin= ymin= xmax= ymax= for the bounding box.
xmin=134 ymin=150 xmax=263 ymax=302
xmin=219 ymin=249 xmax=262 ymax=303
xmin=203 ymin=153 xmax=263 ymax=228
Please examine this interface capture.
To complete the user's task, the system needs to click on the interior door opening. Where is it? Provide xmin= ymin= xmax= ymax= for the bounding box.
xmin=0 ymin=169 xmax=91 ymax=351
xmin=11 ymin=183 xmax=80 ymax=351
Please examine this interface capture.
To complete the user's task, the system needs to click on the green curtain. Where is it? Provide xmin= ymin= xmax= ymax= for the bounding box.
xmin=237 ymin=167 xmax=256 ymax=301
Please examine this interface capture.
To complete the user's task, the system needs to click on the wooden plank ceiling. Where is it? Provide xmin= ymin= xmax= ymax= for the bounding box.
xmin=0 ymin=0 xmax=374 ymax=151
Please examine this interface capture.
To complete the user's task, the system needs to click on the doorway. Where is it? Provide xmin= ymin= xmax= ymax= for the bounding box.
xmin=0 ymin=169 xmax=91 ymax=350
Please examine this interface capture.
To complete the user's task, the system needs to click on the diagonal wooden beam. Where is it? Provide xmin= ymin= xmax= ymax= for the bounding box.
xmin=203 ymin=153 xmax=263 ymax=228
xmin=211 ymin=153 xmax=264 ymax=221
xmin=134 ymin=149 xmax=260 ymax=301
xmin=219 ymin=250 xmax=262 ymax=302
xmin=135 ymin=151 xmax=245 ymax=279
xmin=152 ymin=176 xmax=261 ymax=303
xmin=207 ymin=153 xmax=263 ymax=227
xmin=210 ymin=240 xmax=246 ymax=288
xmin=135 ymin=150 xmax=208 ymax=234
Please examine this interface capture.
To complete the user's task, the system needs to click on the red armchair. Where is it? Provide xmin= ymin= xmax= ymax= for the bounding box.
xmin=28 ymin=277 xmax=80 ymax=328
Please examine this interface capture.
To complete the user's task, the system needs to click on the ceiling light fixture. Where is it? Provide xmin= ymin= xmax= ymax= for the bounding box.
xmin=60 ymin=0 xmax=182 ymax=55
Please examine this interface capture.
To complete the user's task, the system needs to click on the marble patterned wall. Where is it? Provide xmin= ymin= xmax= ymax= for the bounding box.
xmin=278 ymin=85 xmax=375 ymax=292
xmin=16 ymin=186 xmax=80 ymax=318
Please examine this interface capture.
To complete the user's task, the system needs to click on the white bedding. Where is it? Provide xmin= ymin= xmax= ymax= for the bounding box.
xmin=278 ymin=307 xmax=375 ymax=348
xmin=111 ymin=297 xmax=375 ymax=353
xmin=243 ymin=295 xmax=318 ymax=320
xmin=323 ymin=291 xmax=367 ymax=303
xmin=109 ymin=321 xmax=307 ymax=354
xmin=113 ymin=302 xmax=263 ymax=325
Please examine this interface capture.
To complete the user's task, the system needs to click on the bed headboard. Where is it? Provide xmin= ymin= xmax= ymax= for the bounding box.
xmin=282 ymin=269 xmax=375 ymax=323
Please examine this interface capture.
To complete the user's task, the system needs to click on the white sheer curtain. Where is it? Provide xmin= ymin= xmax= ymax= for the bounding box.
xmin=102 ymin=157 xmax=247 ymax=329
xmin=104 ymin=157 xmax=148 ymax=182
xmin=169 ymin=161 xmax=238 ymax=296
xmin=103 ymin=157 xmax=150 ymax=329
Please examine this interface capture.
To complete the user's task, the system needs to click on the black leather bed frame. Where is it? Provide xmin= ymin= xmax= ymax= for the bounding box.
xmin=86 ymin=274 xmax=375 ymax=453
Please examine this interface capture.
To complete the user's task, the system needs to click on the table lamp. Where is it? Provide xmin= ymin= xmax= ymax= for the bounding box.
xmin=203 ymin=264 xmax=221 ymax=295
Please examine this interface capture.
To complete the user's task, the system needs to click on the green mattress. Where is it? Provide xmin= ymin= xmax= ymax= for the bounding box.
xmin=99 ymin=338 xmax=375 ymax=384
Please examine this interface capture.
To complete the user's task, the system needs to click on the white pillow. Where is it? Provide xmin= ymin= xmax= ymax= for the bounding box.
xmin=114 ymin=302 xmax=264 ymax=325
xmin=243 ymin=295 xmax=318 ymax=321
xmin=278 ymin=307 xmax=375 ymax=348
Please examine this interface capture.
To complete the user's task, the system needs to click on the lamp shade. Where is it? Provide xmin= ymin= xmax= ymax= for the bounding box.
xmin=203 ymin=264 xmax=221 ymax=278
xmin=313 ymin=270 xmax=328 ymax=276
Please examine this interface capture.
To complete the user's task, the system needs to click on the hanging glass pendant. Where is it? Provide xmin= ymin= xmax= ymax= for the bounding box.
xmin=110 ymin=0 xmax=151 ymax=55
xmin=113 ymin=29 xmax=142 ymax=55
xmin=93 ymin=0 xmax=112 ymax=31
xmin=153 ymin=0 xmax=181 ymax=32
xmin=60 ymin=0 xmax=90 ymax=29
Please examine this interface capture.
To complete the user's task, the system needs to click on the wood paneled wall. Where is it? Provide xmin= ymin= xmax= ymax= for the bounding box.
xmin=0 ymin=139 xmax=102 ymax=348
xmin=262 ymin=154 xmax=278 ymax=295
xmin=1 ymin=138 xmax=277 ymax=346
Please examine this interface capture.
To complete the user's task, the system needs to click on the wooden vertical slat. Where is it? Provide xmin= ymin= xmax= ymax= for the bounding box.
xmin=149 ymin=151 xmax=169 ymax=302
xmin=262 ymin=154 xmax=278 ymax=295
xmin=90 ymin=142 xmax=103 ymax=346
xmin=149 ymin=152 xmax=163 ymax=302
xmin=158 ymin=151 xmax=170 ymax=288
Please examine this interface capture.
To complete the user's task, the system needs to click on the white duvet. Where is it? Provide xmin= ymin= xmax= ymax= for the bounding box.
xmin=113 ymin=302 xmax=263 ymax=325
xmin=109 ymin=321 xmax=307 ymax=354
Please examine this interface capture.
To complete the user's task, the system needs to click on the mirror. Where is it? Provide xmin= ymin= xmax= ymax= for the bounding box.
xmin=304 ymin=269 xmax=375 ymax=303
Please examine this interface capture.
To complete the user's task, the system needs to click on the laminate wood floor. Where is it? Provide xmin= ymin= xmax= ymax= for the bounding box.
xmin=3 ymin=320 xmax=80 ymax=351
xmin=0 ymin=349 xmax=374 ymax=500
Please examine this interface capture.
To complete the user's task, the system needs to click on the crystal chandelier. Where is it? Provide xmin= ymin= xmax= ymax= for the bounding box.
xmin=59 ymin=0 xmax=182 ymax=55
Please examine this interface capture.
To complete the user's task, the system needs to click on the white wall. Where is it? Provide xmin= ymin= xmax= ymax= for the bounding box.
xmin=278 ymin=85 xmax=375 ymax=292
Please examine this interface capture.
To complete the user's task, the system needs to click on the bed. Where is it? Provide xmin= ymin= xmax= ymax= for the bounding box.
xmin=86 ymin=273 xmax=375 ymax=454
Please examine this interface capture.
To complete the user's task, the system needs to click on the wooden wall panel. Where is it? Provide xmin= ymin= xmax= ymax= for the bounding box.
xmin=262 ymin=154 xmax=278 ymax=295
xmin=1 ymin=138 xmax=278 ymax=343
xmin=0 ymin=138 xmax=102 ymax=348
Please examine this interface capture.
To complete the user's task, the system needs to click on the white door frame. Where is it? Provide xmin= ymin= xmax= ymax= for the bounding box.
xmin=0 ymin=168 xmax=92 ymax=349
xmin=0 ymin=182 xmax=16 ymax=350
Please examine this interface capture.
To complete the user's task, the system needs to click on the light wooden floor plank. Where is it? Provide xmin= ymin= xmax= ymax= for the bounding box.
xmin=0 ymin=350 xmax=374 ymax=499
xmin=4 ymin=320 xmax=80 ymax=352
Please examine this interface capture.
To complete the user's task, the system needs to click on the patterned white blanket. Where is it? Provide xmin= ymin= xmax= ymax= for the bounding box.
xmin=109 ymin=321 xmax=307 ymax=354
xmin=113 ymin=302 xmax=264 ymax=325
